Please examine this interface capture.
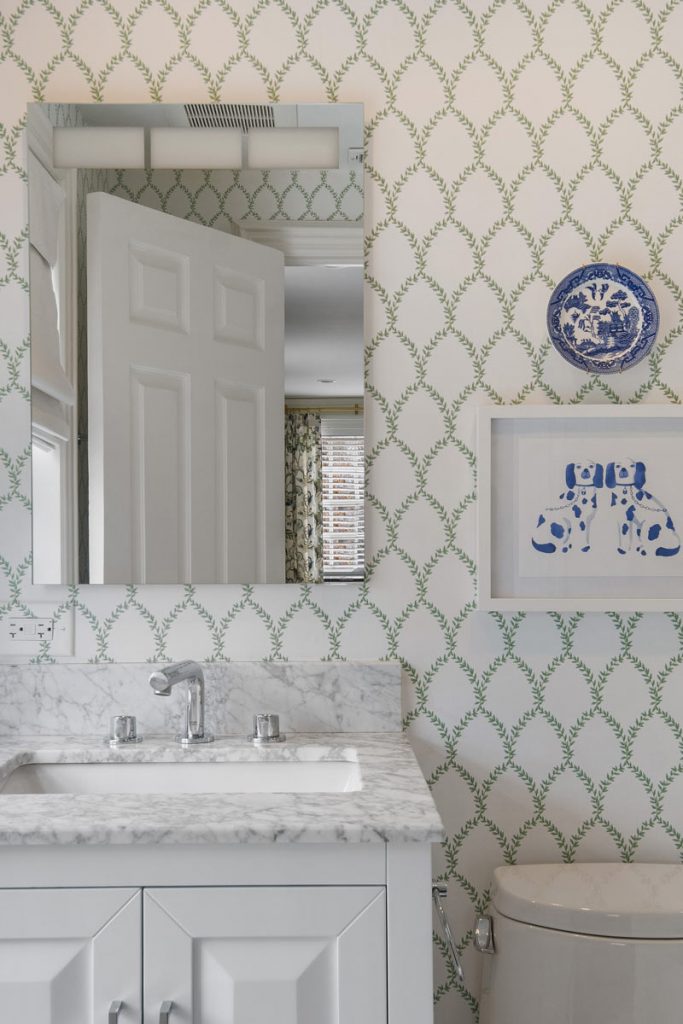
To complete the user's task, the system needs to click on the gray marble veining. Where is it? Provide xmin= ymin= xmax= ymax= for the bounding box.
xmin=0 ymin=734 xmax=445 ymax=845
xmin=0 ymin=661 xmax=401 ymax=737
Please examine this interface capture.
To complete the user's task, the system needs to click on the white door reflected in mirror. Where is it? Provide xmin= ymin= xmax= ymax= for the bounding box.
xmin=88 ymin=192 xmax=284 ymax=584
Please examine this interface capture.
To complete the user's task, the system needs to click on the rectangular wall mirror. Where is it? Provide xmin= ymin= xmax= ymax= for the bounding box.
xmin=27 ymin=102 xmax=364 ymax=586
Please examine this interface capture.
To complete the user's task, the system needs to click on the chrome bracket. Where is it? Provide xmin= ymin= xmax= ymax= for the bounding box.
xmin=474 ymin=914 xmax=495 ymax=954
xmin=432 ymin=884 xmax=464 ymax=983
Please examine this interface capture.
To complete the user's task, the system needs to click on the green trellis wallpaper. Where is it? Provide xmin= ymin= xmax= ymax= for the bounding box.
xmin=107 ymin=167 xmax=364 ymax=221
xmin=3 ymin=0 xmax=683 ymax=1019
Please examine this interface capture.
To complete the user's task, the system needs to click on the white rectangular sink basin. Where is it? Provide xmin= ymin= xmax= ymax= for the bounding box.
xmin=0 ymin=759 xmax=362 ymax=795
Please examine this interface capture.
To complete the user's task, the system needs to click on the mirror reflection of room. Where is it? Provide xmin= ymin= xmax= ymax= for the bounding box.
xmin=28 ymin=103 xmax=364 ymax=586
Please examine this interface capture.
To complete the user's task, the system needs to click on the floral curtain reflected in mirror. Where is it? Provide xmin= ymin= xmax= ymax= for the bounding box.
xmin=284 ymin=411 xmax=323 ymax=583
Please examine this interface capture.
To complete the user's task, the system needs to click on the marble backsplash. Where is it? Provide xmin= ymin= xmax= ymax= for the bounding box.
xmin=0 ymin=661 xmax=401 ymax=738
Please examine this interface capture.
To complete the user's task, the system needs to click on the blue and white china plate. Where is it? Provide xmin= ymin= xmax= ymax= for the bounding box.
xmin=547 ymin=263 xmax=659 ymax=374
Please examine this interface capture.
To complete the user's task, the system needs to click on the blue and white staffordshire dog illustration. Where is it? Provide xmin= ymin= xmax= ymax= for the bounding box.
xmin=605 ymin=459 xmax=680 ymax=558
xmin=532 ymin=460 xmax=603 ymax=554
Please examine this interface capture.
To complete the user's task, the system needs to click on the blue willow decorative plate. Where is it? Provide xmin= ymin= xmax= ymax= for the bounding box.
xmin=546 ymin=263 xmax=659 ymax=374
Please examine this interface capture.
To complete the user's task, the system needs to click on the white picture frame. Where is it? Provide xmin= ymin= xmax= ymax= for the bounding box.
xmin=477 ymin=406 xmax=683 ymax=612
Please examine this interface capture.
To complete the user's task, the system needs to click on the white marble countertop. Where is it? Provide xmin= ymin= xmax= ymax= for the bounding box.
xmin=0 ymin=734 xmax=445 ymax=846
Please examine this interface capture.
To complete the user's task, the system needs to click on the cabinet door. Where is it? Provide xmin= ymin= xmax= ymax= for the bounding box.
xmin=144 ymin=886 xmax=386 ymax=1024
xmin=0 ymin=887 xmax=141 ymax=1024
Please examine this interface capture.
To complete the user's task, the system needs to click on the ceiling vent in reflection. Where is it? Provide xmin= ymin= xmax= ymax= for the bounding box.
xmin=184 ymin=103 xmax=275 ymax=131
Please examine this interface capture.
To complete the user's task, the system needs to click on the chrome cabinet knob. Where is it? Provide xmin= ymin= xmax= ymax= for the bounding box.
xmin=249 ymin=713 xmax=286 ymax=744
xmin=108 ymin=1001 xmax=123 ymax=1023
xmin=108 ymin=715 xmax=143 ymax=747
xmin=159 ymin=1000 xmax=174 ymax=1023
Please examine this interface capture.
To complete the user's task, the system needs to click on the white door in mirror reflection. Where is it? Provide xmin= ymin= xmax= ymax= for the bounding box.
xmin=87 ymin=192 xmax=285 ymax=584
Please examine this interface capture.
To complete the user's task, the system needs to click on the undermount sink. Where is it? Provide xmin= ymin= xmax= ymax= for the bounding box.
xmin=0 ymin=759 xmax=362 ymax=795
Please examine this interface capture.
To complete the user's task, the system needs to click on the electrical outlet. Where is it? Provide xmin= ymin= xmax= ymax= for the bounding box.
xmin=7 ymin=617 xmax=54 ymax=641
xmin=0 ymin=604 xmax=74 ymax=658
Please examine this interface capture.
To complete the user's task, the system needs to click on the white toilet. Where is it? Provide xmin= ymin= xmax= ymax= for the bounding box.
xmin=478 ymin=862 xmax=683 ymax=1024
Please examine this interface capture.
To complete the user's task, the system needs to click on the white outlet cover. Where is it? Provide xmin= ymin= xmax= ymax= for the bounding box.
xmin=0 ymin=603 xmax=74 ymax=659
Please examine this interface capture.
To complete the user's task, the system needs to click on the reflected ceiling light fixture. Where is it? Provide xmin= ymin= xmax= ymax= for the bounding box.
xmin=247 ymin=128 xmax=339 ymax=170
xmin=150 ymin=127 xmax=242 ymax=169
xmin=53 ymin=127 xmax=145 ymax=168
xmin=51 ymin=103 xmax=362 ymax=173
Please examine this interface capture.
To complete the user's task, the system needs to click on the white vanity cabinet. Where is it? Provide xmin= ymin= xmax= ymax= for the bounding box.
xmin=3 ymin=883 xmax=385 ymax=1024
xmin=0 ymin=837 xmax=436 ymax=1024
xmin=0 ymin=838 xmax=438 ymax=1024
xmin=144 ymin=886 xmax=386 ymax=1023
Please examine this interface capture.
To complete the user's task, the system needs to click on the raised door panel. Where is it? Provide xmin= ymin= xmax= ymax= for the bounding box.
xmin=128 ymin=241 xmax=190 ymax=334
xmin=215 ymin=382 xmax=262 ymax=582
xmin=130 ymin=366 xmax=190 ymax=583
xmin=144 ymin=886 xmax=386 ymax=1024
xmin=88 ymin=191 xmax=284 ymax=584
xmin=0 ymin=887 xmax=141 ymax=1024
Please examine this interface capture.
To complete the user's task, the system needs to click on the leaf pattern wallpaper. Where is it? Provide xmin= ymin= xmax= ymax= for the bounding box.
xmin=3 ymin=0 xmax=683 ymax=1018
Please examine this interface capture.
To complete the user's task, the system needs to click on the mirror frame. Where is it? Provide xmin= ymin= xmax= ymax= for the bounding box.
xmin=27 ymin=102 xmax=366 ymax=588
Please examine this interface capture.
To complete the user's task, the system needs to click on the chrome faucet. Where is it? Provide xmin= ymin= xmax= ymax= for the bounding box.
xmin=149 ymin=660 xmax=214 ymax=745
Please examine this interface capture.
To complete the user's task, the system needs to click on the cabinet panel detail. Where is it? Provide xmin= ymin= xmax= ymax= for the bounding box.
xmin=0 ymin=888 xmax=141 ymax=1024
xmin=144 ymin=886 xmax=386 ymax=1024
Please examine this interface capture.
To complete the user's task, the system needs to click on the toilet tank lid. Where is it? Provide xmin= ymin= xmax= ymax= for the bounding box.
xmin=492 ymin=863 xmax=683 ymax=938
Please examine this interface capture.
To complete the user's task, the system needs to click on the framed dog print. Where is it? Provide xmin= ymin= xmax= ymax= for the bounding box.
xmin=478 ymin=406 xmax=683 ymax=611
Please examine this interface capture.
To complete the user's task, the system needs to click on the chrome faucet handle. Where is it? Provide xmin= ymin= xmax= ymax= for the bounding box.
xmin=108 ymin=1001 xmax=123 ymax=1022
xmin=107 ymin=715 xmax=143 ymax=747
xmin=249 ymin=713 xmax=286 ymax=744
